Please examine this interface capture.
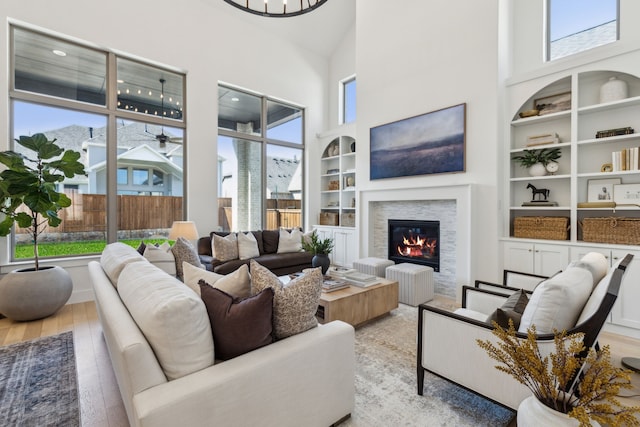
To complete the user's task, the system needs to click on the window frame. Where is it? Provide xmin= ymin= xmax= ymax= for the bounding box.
xmin=545 ymin=0 xmax=620 ymax=62
xmin=339 ymin=74 xmax=356 ymax=125
xmin=217 ymin=83 xmax=305 ymax=231
xmin=9 ymin=24 xmax=187 ymax=261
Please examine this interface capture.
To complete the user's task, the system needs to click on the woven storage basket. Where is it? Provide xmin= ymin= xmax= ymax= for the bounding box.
xmin=581 ymin=217 xmax=640 ymax=245
xmin=513 ymin=216 xmax=569 ymax=240
xmin=319 ymin=212 xmax=339 ymax=226
xmin=341 ymin=213 xmax=355 ymax=227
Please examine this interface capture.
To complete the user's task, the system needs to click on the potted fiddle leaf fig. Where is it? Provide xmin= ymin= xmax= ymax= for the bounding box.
xmin=0 ymin=133 xmax=86 ymax=321
xmin=301 ymin=230 xmax=334 ymax=275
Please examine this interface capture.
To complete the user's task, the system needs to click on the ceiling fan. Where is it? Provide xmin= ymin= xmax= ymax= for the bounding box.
xmin=149 ymin=78 xmax=183 ymax=146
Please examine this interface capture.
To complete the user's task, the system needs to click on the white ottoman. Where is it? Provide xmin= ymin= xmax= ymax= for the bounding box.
xmin=385 ymin=263 xmax=434 ymax=306
xmin=353 ymin=257 xmax=395 ymax=277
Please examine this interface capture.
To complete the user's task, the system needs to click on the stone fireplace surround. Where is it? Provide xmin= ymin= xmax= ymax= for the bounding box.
xmin=360 ymin=184 xmax=472 ymax=301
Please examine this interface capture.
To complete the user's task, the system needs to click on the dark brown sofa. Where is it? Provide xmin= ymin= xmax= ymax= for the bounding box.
xmin=197 ymin=230 xmax=313 ymax=276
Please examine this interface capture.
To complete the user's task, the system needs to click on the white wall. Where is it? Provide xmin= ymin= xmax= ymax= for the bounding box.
xmin=0 ymin=0 xmax=330 ymax=301
xmin=354 ymin=0 xmax=501 ymax=283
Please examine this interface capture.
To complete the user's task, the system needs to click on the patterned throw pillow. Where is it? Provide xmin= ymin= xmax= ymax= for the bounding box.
xmin=212 ymin=233 xmax=239 ymax=262
xmin=171 ymin=237 xmax=204 ymax=280
xmin=250 ymin=260 xmax=323 ymax=339
xmin=237 ymin=232 xmax=260 ymax=260
xmin=199 ymin=285 xmax=274 ymax=360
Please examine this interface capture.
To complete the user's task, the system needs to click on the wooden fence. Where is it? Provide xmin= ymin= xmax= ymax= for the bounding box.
xmin=218 ymin=198 xmax=301 ymax=231
xmin=16 ymin=193 xmax=183 ymax=235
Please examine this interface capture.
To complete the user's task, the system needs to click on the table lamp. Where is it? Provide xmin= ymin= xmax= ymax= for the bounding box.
xmin=168 ymin=221 xmax=199 ymax=243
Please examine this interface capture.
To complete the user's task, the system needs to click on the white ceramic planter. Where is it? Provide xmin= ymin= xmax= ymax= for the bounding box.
xmin=528 ymin=162 xmax=547 ymax=176
xmin=0 ymin=265 xmax=72 ymax=321
xmin=517 ymin=396 xmax=600 ymax=427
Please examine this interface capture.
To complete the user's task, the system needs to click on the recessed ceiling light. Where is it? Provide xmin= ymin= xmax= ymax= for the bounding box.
xmin=52 ymin=49 xmax=67 ymax=57
xmin=231 ymin=97 xmax=240 ymax=102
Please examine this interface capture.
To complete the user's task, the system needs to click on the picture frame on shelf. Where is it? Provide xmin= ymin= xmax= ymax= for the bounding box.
xmin=613 ymin=183 xmax=640 ymax=205
xmin=534 ymin=91 xmax=571 ymax=115
xmin=587 ymin=178 xmax=621 ymax=202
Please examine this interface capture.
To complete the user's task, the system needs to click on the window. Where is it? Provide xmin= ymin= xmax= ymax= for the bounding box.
xmin=340 ymin=76 xmax=356 ymax=124
xmin=10 ymin=26 xmax=186 ymax=260
xmin=547 ymin=0 xmax=618 ymax=61
xmin=218 ymin=85 xmax=304 ymax=232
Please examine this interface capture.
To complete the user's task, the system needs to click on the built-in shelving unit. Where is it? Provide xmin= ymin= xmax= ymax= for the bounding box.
xmin=320 ymin=135 xmax=356 ymax=227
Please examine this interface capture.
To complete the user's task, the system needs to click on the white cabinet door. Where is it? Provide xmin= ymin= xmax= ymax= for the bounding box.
xmin=503 ymin=241 xmax=535 ymax=273
xmin=534 ymin=243 xmax=569 ymax=276
xmin=569 ymin=246 xmax=611 ymax=263
xmin=504 ymin=241 xmax=568 ymax=276
xmin=611 ymin=249 xmax=640 ymax=330
xmin=314 ymin=226 xmax=336 ymax=264
xmin=334 ymin=228 xmax=356 ymax=267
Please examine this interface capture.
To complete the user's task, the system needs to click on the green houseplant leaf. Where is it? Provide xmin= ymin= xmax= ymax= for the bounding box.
xmin=301 ymin=230 xmax=334 ymax=255
xmin=512 ymin=147 xmax=562 ymax=167
xmin=0 ymin=133 xmax=86 ymax=270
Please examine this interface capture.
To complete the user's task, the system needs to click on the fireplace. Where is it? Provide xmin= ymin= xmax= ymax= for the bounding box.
xmin=388 ymin=219 xmax=440 ymax=271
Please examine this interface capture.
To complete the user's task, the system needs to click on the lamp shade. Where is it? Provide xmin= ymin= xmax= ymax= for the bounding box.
xmin=168 ymin=221 xmax=199 ymax=240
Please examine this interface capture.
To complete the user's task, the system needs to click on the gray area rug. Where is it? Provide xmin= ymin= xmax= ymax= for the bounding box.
xmin=343 ymin=304 xmax=515 ymax=426
xmin=0 ymin=331 xmax=79 ymax=427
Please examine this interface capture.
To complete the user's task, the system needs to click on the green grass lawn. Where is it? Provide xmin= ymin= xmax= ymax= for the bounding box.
xmin=14 ymin=239 xmax=170 ymax=259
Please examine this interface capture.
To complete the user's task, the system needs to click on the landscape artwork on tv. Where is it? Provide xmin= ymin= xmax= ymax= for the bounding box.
xmin=370 ymin=103 xmax=466 ymax=180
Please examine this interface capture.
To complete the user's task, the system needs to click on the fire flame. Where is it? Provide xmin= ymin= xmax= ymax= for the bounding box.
xmin=396 ymin=234 xmax=437 ymax=258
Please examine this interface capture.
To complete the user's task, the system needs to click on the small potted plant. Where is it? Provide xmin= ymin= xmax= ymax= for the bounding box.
xmin=0 ymin=133 xmax=86 ymax=321
xmin=477 ymin=324 xmax=640 ymax=426
xmin=512 ymin=147 xmax=561 ymax=176
xmin=301 ymin=230 xmax=334 ymax=275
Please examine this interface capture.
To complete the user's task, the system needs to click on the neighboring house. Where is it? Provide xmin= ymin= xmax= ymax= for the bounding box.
xmin=20 ymin=121 xmax=184 ymax=196
xmin=267 ymin=156 xmax=301 ymax=200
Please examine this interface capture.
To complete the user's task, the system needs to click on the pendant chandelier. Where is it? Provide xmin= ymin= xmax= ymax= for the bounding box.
xmin=222 ymin=0 xmax=329 ymax=17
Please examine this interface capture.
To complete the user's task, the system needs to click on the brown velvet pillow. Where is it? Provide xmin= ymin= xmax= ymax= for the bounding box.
xmin=199 ymin=284 xmax=274 ymax=360
xmin=262 ymin=230 xmax=280 ymax=254
xmin=486 ymin=289 xmax=529 ymax=329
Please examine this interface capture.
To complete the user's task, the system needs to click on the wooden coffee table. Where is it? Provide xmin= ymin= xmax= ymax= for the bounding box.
xmin=316 ymin=278 xmax=399 ymax=327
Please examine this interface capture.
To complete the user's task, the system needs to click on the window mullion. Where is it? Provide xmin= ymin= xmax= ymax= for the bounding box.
xmin=106 ymin=53 xmax=118 ymax=243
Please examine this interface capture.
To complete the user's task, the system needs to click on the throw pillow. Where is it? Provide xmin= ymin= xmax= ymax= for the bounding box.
xmin=237 ymin=232 xmax=260 ymax=260
xmin=117 ymin=261 xmax=214 ymax=380
xmin=276 ymin=228 xmax=303 ymax=254
xmin=143 ymin=241 xmax=177 ymax=276
xmin=568 ymin=252 xmax=608 ymax=288
xmin=262 ymin=230 xmax=280 ymax=254
xmin=250 ymin=260 xmax=322 ymax=339
xmin=171 ymin=237 xmax=204 ymax=280
xmin=183 ymin=262 xmax=251 ymax=298
xmin=518 ymin=266 xmax=593 ymax=334
xmin=212 ymin=233 xmax=239 ymax=262
xmin=100 ymin=242 xmax=147 ymax=287
xmin=486 ymin=289 xmax=529 ymax=329
xmin=199 ymin=285 xmax=274 ymax=360
xmin=136 ymin=241 xmax=146 ymax=255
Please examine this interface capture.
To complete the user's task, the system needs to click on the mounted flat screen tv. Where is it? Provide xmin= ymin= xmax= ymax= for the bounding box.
xmin=370 ymin=103 xmax=466 ymax=180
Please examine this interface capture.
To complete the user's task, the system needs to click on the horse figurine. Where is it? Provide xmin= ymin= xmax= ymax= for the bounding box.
xmin=527 ymin=183 xmax=550 ymax=201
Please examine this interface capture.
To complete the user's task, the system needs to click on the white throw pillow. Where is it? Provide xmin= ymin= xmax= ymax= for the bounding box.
xmin=572 ymin=252 xmax=609 ymax=287
xmin=182 ymin=261 xmax=251 ymax=299
xmin=237 ymin=232 xmax=260 ymax=260
xmin=212 ymin=233 xmax=239 ymax=262
xmin=100 ymin=242 xmax=147 ymax=287
xmin=143 ymin=242 xmax=177 ymax=276
xmin=518 ymin=266 xmax=594 ymax=334
xmin=117 ymin=261 xmax=214 ymax=380
xmin=276 ymin=228 xmax=303 ymax=254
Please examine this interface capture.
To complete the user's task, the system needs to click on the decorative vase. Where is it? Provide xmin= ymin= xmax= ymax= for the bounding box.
xmin=517 ymin=396 xmax=600 ymax=427
xmin=528 ymin=162 xmax=547 ymax=177
xmin=0 ymin=266 xmax=73 ymax=321
xmin=599 ymin=76 xmax=628 ymax=103
xmin=312 ymin=254 xmax=331 ymax=275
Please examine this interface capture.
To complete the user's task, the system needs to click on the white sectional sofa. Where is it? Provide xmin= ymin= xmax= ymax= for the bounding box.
xmin=89 ymin=242 xmax=355 ymax=427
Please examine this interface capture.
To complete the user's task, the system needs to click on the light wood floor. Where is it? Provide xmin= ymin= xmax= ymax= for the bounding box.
xmin=1 ymin=299 xmax=639 ymax=427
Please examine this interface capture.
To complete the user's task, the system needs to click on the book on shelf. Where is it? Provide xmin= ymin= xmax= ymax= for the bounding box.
xmin=611 ymin=146 xmax=640 ymax=171
xmin=525 ymin=133 xmax=560 ymax=147
xmin=596 ymin=127 xmax=634 ymax=139
xmin=577 ymin=201 xmax=616 ymax=208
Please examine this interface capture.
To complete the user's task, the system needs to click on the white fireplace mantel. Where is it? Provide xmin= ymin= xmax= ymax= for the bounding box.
xmin=360 ymin=184 xmax=473 ymax=302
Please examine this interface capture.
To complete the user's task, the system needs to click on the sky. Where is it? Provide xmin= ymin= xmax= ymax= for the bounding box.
xmin=550 ymin=0 xmax=617 ymax=41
